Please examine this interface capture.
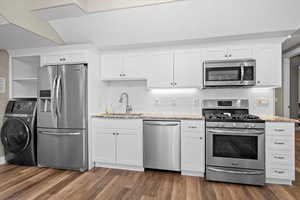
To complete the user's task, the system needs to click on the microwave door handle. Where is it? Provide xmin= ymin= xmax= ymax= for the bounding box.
xmin=241 ymin=63 xmax=245 ymax=83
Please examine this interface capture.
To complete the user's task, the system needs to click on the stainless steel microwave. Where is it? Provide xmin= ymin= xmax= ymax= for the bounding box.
xmin=204 ymin=59 xmax=256 ymax=87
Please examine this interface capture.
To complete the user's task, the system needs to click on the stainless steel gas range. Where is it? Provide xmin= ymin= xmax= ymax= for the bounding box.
xmin=203 ymin=99 xmax=265 ymax=186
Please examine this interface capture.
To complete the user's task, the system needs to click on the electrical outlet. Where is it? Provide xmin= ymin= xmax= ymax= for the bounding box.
xmin=154 ymin=98 xmax=160 ymax=105
xmin=193 ymin=97 xmax=200 ymax=106
xmin=171 ymin=97 xmax=176 ymax=106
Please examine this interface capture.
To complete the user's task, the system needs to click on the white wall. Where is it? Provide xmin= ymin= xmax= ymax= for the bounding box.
xmin=0 ymin=50 xmax=9 ymax=157
xmin=102 ymin=81 xmax=275 ymax=116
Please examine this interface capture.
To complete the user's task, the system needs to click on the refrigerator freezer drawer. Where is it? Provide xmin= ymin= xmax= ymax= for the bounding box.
xmin=37 ymin=128 xmax=87 ymax=171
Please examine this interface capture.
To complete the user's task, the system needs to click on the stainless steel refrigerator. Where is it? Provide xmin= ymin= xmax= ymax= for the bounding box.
xmin=37 ymin=64 xmax=88 ymax=171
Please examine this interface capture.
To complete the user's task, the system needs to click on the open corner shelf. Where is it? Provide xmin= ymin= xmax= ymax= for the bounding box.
xmin=11 ymin=55 xmax=40 ymax=98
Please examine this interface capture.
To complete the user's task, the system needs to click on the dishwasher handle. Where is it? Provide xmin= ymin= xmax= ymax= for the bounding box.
xmin=144 ymin=122 xmax=180 ymax=126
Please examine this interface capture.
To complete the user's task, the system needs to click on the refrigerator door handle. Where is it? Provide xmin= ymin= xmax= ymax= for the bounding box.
xmin=51 ymin=75 xmax=58 ymax=120
xmin=39 ymin=131 xmax=81 ymax=136
xmin=56 ymin=75 xmax=62 ymax=117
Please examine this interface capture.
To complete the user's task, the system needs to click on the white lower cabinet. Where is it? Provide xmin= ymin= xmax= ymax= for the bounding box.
xmin=92 ymin=118 xmax=143 ymax=171
xmin=265 ymin=122 xmax=295 ymax=185
xmin=181 ymin=120 xmax=205 ymax=177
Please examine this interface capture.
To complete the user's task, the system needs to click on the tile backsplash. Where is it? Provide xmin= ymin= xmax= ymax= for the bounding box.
xmin=103 ymin=81 xmax=274 ymax=115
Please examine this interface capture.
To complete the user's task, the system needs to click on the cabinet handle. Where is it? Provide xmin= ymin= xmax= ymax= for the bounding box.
xmin=225 ymin=54 xmax=228 ymax=58
xmin=228 ymin=54 xmax=232 ymax=57
xmin=188 ymin=126 xmax=197 ymax=129
xmin=274 ymin=141 xmax=285 ymax=145
xmin=200 ymin=137 xmax=203 ymax=140
xmin=171 ymin=82 xmax=173 ymax=86
xmin=257 ymin=81 xmax=261 ymax=84
xmin=174 ymin=82 xmax=177 ymax=86
xmin=274 ymin=170 xmax=285 ymax=174
xmin=274 ymin=128 xmax=285 ymax=132
xmin=112 ymin=133 xmax=115 ymax=135
xmin=274 ymin=156 xmax=285 ymax=160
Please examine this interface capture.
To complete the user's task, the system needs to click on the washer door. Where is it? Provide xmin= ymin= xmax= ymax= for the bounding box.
xmin=1 ymin=118 xmax=31 ymax=154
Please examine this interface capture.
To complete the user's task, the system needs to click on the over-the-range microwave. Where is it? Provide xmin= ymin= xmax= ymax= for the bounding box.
xmin=203 ymin=59 xmax=256 ymax=88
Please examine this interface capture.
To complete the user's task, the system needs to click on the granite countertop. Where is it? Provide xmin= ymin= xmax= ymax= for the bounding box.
xmin=93 ymin=113 xmax=205 ymax=120
xmin=258 ymin=115 xmax=300 ymax=124
xmin=92 ymin=113 xmax=300 ymax=123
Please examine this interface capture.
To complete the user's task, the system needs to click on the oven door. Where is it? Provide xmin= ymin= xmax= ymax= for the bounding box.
xmin=206 ymin=128 xmax=264 ymax=170
xmin=204 ymin=60 xmax=255 ymax=87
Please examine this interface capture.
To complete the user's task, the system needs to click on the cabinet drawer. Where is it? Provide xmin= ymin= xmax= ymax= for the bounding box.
xmin=267 ymin=151 xmax=291 ymax=165
xmin=266 ymin=123 xmax=294 ymax=137
xmin=92 ymin=118 xmax=142 ymax=130
xmin=267 ymin=166 xmax=291 ymax=179
xmin=181 ymin=120 xmax=204 ymax=133
xmin=267 ymin=137 xmax=293 ymax=150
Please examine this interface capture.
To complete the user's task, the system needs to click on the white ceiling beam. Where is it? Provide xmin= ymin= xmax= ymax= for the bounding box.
xmin=30 ymin=0 xmax=181 ymax=13
xmin=85 ymin=0 xmax=181 ymax=13
xmin=0 ymin=0 xmax=64 ymax=45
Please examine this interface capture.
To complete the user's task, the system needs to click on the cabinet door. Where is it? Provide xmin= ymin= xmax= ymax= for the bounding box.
xmin=181 ymin=134 xmax=205 ymax=172
xmin=123 ymin=54 xmax=147 ymax=80
xmin=64 ymin=53 xmax=87 ymax=64
xmin=228 ymin=47 xmax=253 ymax=60
xmin=101 ymin=55 xmax=124 ymax=80
xmin=41 ymin=55 xmax=61 ymax=66
xmin=147 ymin=52 xmax=174 ymax=88
xmin=255 ymin=45 xmax=282 ymax=87
xmin=116 ymin=130 xmax=140 ymax=166
xmin=174 ymin=50 xmax=203 ymax=88
xmin=93 ymin=130 xmax=116 ymax=164
xmin=204 ymin=48 xmax=227 ymax=60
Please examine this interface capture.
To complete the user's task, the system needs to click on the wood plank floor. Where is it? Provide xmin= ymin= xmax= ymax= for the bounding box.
xmin=1 ymin=134 xmax=300 ymax=200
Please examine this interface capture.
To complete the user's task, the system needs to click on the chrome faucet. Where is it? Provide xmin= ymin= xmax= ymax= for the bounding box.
xmin=119 ymin=92 xmax=132 ymax=113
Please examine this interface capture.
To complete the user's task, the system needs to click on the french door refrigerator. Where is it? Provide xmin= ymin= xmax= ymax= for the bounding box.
xmin=37 ymin=64 xmax=88 ymax=171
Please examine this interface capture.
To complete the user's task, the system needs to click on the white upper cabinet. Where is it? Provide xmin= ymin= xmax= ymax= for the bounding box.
xmin=174 ymin=50 xmax=203 ymax=88
xmin=255 ymin=45 xmax=282 ymax=87
xmin=147 ymin=52 xmax=174 ymax=88
xmin=204 ymin=46 xmax=253 ymax=60
xmin=228 ymin=46 xmax=253 ymax=60
xmin=41 ymin=53 xmax=87 ymax=66
xmin=205 ymin=48 xmax=228 ymax=60
xmin=101 ymin=54 xmax=147 ymax=80
xmin=123 ymin=54 xmax=148 ymax=79
xmin=101 ymin=54 xmax=124 ymax=80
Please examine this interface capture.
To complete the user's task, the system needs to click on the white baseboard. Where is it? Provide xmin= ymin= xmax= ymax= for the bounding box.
xmin=266 ymin=178 xmax=292 ymax=185
xmin=181 ymin=170 xmax=205 ymax=177
xmin=94 ymin=162 xmax=144 ymax=172
xmin=0 ymin=156 xmax=6 ymax=165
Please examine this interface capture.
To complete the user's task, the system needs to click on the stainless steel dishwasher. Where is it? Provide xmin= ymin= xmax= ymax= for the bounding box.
xmin=143 ymin=120 xmax=181 ymax=171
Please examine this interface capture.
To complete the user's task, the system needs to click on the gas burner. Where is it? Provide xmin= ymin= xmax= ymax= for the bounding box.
xmin=205 ymin=113 xmax=263 ymax=122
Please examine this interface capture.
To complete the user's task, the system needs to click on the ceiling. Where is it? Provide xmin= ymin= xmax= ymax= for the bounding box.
xmin=0 ymin=24 xmax=57 ymax=50
xmin=49 ymin=0 xmax=300 ymax=50
xmin=1 ymin=0 xmax=300 ymax=51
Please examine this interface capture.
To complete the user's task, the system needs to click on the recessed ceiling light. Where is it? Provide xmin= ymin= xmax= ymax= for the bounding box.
xmin=287 ymin=35 xmax=292 ymax=39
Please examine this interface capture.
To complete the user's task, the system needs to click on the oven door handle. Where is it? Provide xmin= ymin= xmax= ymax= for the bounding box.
xmin=207 ymin=129 xmax=264 ymax=135
xmin=207 ymin=167 xmax=264 ymax=175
